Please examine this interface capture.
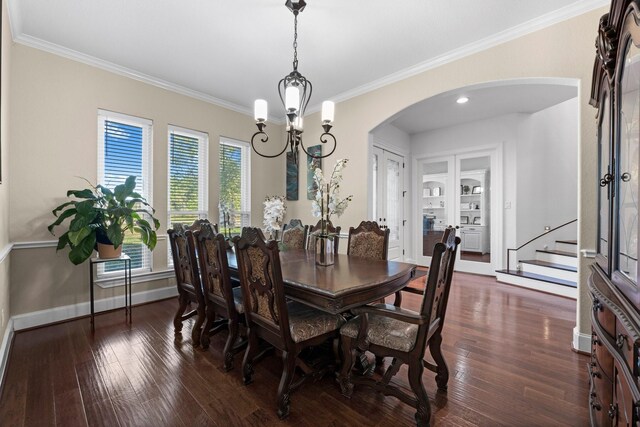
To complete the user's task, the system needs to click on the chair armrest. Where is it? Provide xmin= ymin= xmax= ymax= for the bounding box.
xmin=355 ymin=304 xmax=428 ymax=325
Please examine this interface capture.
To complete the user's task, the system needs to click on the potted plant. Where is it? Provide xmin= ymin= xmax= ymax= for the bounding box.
xmin=48 ymin=176 xmax=160 ymax=265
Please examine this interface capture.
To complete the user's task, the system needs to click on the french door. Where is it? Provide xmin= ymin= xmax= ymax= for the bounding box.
xmin=417 ymin=149 xmax=499 ymax=275
xmin=372 ymin=147 xmax=405 ymax=261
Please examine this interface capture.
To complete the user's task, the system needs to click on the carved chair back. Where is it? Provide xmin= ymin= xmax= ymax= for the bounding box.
xmin=234 ymin=227 xmax=292 ymax=346
xmin=194 ymin=223 xmax=235 ymax=315
xmin=281 ymin=219 xmax=308 ymax=250
xmin=347 ymin=221 xmax=390 ymax=260
xmin=417 ymin=227 xmax=460 ymax=352
xmin=168 ymin=219 xmax=215 ymax=301
xmin=307 ymin=219 xmax=342 ymax=253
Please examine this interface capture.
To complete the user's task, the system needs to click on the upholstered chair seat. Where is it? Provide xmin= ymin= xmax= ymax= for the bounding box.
xmin=281 ymin=219 xmax=308 ymax=250
xmin=341 ymin=304 xmax=418 ymax=352
xmin=287 ymin=302 xmax=346 ymax=343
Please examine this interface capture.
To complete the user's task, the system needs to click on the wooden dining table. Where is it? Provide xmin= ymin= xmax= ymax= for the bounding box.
xmin=226 ymin=248 xmax=417 ymax=314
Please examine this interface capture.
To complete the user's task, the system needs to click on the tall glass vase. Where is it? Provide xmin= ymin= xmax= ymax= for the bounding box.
xmin=315 ymin=235 xmax=334 ymax=266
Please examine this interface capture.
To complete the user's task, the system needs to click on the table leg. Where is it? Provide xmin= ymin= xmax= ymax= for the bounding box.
xmin=90 ymin=261 xmax=95 ymax=333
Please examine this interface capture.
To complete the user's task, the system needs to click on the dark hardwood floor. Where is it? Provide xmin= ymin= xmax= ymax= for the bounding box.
xmin=0 ymin=272 xmax=589 ymax=426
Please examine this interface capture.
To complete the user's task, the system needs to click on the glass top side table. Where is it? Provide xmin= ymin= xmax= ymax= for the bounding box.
xmin=89 ymin=253 xmax=132 ymax=332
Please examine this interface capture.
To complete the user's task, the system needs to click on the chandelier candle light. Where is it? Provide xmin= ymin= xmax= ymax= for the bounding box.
xmin=311 ymin=159 xmax=353 ymax=266
xmin=252 ymin=0 xmax=337 ymax=164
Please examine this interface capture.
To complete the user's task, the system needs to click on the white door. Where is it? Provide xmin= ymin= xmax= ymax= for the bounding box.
xmin=372 ymin=147 xmax=405 ymax=261
xmin=417 ymin=150 xmax=499 ymax=275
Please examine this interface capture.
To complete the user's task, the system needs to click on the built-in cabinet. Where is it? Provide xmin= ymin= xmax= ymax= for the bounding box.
xmin=589 ymin=1 xmax=640 ymax=425
xmin=459 ymin=170 xmax=489 ymax=254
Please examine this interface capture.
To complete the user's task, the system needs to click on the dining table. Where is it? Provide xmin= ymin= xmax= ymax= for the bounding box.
xmin=226 ymin=248 xmax=417 ymax=314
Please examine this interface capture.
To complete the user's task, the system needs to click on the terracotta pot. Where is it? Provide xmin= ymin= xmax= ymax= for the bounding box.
xmin=97 ymin=243 xmax=122 ymax=259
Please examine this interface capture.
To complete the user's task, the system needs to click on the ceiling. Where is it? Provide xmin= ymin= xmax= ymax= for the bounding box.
xmin=389 ymin=81 xmax=579 ymax=135
xmin=10 ymin=1 xmax=604 ymax=124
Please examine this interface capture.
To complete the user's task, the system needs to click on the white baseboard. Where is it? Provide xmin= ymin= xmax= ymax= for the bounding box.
xmin=0 ymin=318 xmax=15 ymax=388
xmin=573 ymin=326 xmax=591 ymax=353
xmin=12 ymin=286 xmax=178 ymax=331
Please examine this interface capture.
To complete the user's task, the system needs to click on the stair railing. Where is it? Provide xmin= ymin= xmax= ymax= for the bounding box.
xmin=506 ymin=219 xmax=577 ymax=273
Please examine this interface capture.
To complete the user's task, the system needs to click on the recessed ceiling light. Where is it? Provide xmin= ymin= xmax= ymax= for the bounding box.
xmin=456 ymin=96 xmax=469 ymax=104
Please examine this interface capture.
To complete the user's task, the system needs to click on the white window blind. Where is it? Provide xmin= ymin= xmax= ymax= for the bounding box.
xmin=219 ymin=138 xmax=251 ymax=236
xmin=167 ymin=126 xmax=208 ymax=265
xmin=97 ymin=110 xmax=153 ymax=275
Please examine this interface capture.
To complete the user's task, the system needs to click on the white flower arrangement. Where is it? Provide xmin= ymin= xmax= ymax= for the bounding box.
xmin=263 ymin=195 xmax=287 ymax=236
xmin=311 ymin=159 xmax=353 ymax=235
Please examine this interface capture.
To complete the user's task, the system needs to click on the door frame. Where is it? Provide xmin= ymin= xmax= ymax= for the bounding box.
xmin=369 ymin=135 xmax=409 ymax=261
xmin=413 ymin=143 xmax=504 ymax=274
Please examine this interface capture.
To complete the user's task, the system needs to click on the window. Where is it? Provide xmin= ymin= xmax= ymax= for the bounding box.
xmin=97 ymin=110 xmax=153 ymax=274
xmin=167 ymin=126 xmax=208 ymax=264
xmin=219 ymin=138 xmax=251 ymax=236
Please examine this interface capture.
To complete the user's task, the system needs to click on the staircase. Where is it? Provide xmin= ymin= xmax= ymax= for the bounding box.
xmin=496 ymin=239 xmax=577 ymax=299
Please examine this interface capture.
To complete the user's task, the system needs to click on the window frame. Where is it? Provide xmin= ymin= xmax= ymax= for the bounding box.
xmin=167 ymin=125 xmax=209 ymax=265
xmin=219 ymin=137 xmax=252 ymax=235
xmin=97 ymin=109 xmax=154 ymax=278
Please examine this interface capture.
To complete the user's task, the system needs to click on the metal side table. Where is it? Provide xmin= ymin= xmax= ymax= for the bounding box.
xmin=89 ymin=253 xmax=132 ymax=332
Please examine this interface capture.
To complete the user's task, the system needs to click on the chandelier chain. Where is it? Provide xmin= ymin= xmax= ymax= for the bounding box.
xmin=293 ymin=13 xmax=298 ymax=70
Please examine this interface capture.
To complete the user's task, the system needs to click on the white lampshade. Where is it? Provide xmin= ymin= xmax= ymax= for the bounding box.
xmin=254 ymin=99 xmax=268 ymax=121
xmin=285 ymin=86 xmax=300 ymax=112
xmin=321 ymin=101 xmax=335 ymax=123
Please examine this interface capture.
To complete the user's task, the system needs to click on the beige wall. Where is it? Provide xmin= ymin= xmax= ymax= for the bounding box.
xmin=287 ymin=8 xmax=604 ymax=338
xmin=0 ymin=0 xmax=13 ymax=337
xmin=8 ymin=43 xmax=284 ymax=315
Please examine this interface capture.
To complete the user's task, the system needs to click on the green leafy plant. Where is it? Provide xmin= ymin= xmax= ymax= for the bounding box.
xmin=48 ymin=176 xmax=160 ymax=265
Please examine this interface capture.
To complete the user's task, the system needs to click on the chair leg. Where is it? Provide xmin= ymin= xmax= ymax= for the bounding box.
xmin=337 ymin=335 xmax=356 ymax=398
xmin=173 ymin=295 xmax=189 ymax=334
xmin=408 ymin=359 xmax=431 ymax=427
xmin=429 ymin=333 xmax=449 ymax=390
xmin=277 ymin=350 xmax=297 ymax=419
xmin=242 ymin=329 xmax=259 ymax=385
xmin=223 ymin=319 xmax=239 ymax=372
xmin=191 ymin=303 xmax=206 ymax=347
xmin=200 ymin=305 xmax=215 ymax=350
xmin=381 ymin=357 xmax=402 ymax=386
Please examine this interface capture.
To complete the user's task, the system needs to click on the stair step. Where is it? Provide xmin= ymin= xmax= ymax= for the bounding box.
xmin=495 ymin=270 xmax=577 ymax=299
xmin=520 ymin=260 xmax=577 ymax=272
xmin=536 ymin=249 xmax=577 ymax=267
xmin=519 ymin=260 xmax=577 ymax=282
xmin=556 ymin=239 xmax=577 ymax=245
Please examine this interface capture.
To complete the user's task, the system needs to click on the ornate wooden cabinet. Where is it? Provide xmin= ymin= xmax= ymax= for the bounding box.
xmin=590 ymin=1 xmax=640 ymax=425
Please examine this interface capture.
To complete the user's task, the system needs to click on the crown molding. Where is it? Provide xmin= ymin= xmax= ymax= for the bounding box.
xmin=327 ymin=0 xmax=610 ymax=107
xmin=12 ymin=33 xmax=282 ymax=124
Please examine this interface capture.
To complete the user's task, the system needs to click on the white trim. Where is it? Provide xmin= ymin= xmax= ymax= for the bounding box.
xmin=12 ymin=240 xmax=57 ymax=249
xmin=495 ymin=271 xmax=577 ymax=299
xmin=11 ymin=286 xmax=178 ymax=331
xmin=0 ymin=318 xmax=14 ymax=389
xmin=10 ymin=34 xmax=278 ymax=121
xmin=581 ymin=249 xmax=596 ymax=258
xmin=94 ymin=269 xmax=174 ymax=288
xmin=0 ymin=243 xmax=13 ymax=264
xmin=573 ymin=326 xmax=592 ymax=353
xmin=326 ymin=0 xmax=609 ymax=109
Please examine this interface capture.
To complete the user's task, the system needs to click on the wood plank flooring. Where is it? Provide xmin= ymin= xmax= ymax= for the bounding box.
xmin=0 ymin=272 xmax=589 ymax=426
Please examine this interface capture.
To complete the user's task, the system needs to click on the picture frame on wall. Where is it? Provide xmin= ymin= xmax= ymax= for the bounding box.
xmin=306 ymin=145 xmax=322 ymax=199
xmin=286 ymin=152 xmax=298 ymax=200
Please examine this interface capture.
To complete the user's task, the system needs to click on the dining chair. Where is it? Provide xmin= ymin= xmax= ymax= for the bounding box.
xmin=347 ymin=221 xmax=390 ymax=260
xmin=337 ymin=226 xmax=460 ymax=427
xmin=234 ymin=227 xmax=346 ymax=419
xmin=168 ymin=219 xmax=215 ymax=346
xmin=194 ymin=223 xmax=246 ymax=370
xmin=307 ymin=219 xmax=342 ymax=253
xmin=281 ymin=218 xmax=308 ymax=250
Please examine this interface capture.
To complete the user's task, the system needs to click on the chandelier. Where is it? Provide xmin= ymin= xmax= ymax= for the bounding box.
xmin=251 ymin=0 xmax=336 ymax=164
